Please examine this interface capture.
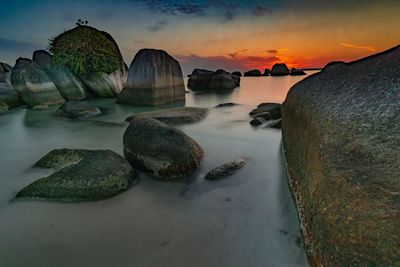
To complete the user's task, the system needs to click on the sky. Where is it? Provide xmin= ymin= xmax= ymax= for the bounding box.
xmin=0 ymin=0 xmax=399 ymax=74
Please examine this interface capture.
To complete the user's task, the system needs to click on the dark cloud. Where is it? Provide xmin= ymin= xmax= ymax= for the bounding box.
xmin=0 ymin=37 xmax=40 ymax=52
xmin=252 ymin=6 xmax=270 ymax=16
xmin=148 ymin=20 xmax=169 ymax=32
xmin=139 ymin=0 xmax=203 ymax=15
xmin=267 ymin=49 xmax=278 ymax=54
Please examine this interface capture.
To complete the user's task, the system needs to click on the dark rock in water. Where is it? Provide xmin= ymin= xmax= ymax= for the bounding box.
xmin=0 ymin=62 xmax=12 ymax=73
xmin=0 ymin=101 xmax=8 ymax=114
xmin=253 ymin=112 xmax=273 ymax=120
xmin=123 ymin=116 xmax=204 ymax=180
xmin=231 ymin=74 xmax=241 ymax=87
xmin=55 ymin=101 xmax=102 ymax=119
xmin=271 ymin=63 xmax=290 ymax=76
xmin=0 ymin=62 xmax=12 ymax=83
xmin=244 ymin=69 xmax=262 ymax=77
xmin=125 ymin=107 xmax=208 ymax=124
xmin=282 ymin=45 xmax=400 ymax=266
xmin=205 ymin=158 xmax=246 ymax=180
xmin=249 ymin=117 xmax=265 ymax=126
xmin=231 ymin=71 xmax=242 ymax=77
xmin=10 ymin=58 xmax=65 ymax=108
xmin=16 ymin=149 xmax=137 ymax=202
xmin=290 ymin=68 xmax=306 ymax=76
xmin=266 ymin=119 xmax=281 ymax=129
xmin=118 ymin=49 xmax=185 ymax=106
xmin=250 ymin=103 xmax=281 ymax=119
xmin=33 ymin=50 xmax=89 ymax=100
xmin=215 ymin=102 xmax=238 ymax=108
xmin=0 ymin=82 xmax=24 ymax=108
xmin=208 ymin=69 xmax=236 ymax=90
xmin=262 ymin=69 xmax=271 ymax=76
xmin=187 ymin=69 xmax=214 ymax=90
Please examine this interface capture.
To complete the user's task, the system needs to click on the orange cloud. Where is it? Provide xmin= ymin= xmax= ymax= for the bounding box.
xmin=340 ymin=42 xmax=376 ymax=52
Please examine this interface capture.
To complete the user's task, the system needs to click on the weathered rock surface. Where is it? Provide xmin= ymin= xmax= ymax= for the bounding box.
xmin=271 ymin=63 xmax=290 ymax=76
xmin=231 ymin=71 xmax=242 ymax=77
xmin=33 ymin=50 xmax=88 ymax=100
xmin=208 ymin=69 xmax=237 ymax=90
xmin=282 ymin=45 xmax=400 ymax=266
xmin=55 ymin=101 xmax=102 ymax=119
xmin=10 ymin=58 xmax=65 ymax=108
xmin=290 ymin=68 xmax=306 ymax=76
xmin=125 ymin=107 xmax=208 ymax=124
xmin=205 ymin=158 xmax=246 ymax=180
xmin=188 ymin=69 xmax=240 ymax=91
xmin=123 ymin=116 xmax=204 ymax=180
xmin=118 ymin=49 xmax=185 ymax=106
xmin=0 ymin=78 xmax=24 ymax=108
xmin=244 ymin=69 xmax=262 ymax=77
xmin=16 ymin=149 xmax=137 ymax=202
xmin=262 ymin=69 xmax=271 ymax=76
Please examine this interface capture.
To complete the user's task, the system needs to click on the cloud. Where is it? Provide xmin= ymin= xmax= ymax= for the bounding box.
xmin=340 ymin=42 xmax=376 ymax=52
xmin=252 ymin=6 xmax=270 ymax=16
xmin=148 ymin=20 xmax=169 ymax=32
xmin=139 ymin=0 xmax=204 ymax=15
xmin=266 ymin=49 xmax=277 ymax=54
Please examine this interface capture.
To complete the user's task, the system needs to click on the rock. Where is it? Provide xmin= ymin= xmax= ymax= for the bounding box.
xmin=16 ymin=149 xmax=137 ymax=202
xmin=205 ymin=158 xmax=246 ymax=180
xmin=0 ymin=101 xmax=8 ymax=114
xmin=118 ymin=49 xmax=185 ymax=106
xmin=123 ymin=116 xmax=204 ymax=179
xmin=231 ymin=71 xmax=242 ymax=77
xmin=215 ymin=102 xmax=238 ymax=108
xmin=244 ymin=69 xmax=262 ymax=77
xmin=250 ymin=103 xmax=281 ymax=119
xmin=55 ymin=101 xmax=102 ymax=119
xmin=262 ymin=69 xmax=271 ymax=76
xmin=187 ymin=69 xmax=215 ymax=90
xmin=282 ymin=45 xmax=400 ymax=266
xmin=10 ymin=58 xmax=65 ymax=108
xmin=208 ymin=69 xmax=236 ymax=90
xmin=271 ymin=63 xmax=290 ymax=76
xmin=290 ymin=68 xmax=306 ymax=76
xmin=0 ymin=62 xmax=12 ymax=83
xmin=249 ymin=117 xmax=265 ymax=126
xmin=33 ymin=50 xmax=89 ymax=100
xmin=266 ymin=119 xmax=281 ymax=129
xmin=49 ymin=25 xmax=128 ymax=97
xmin=125 ymin=107 xmax=208 ymax=124
xmin=0 ymin=82 xmax=24 ymax=108
xmin=231 ymin=74 xmax=241 ymax=87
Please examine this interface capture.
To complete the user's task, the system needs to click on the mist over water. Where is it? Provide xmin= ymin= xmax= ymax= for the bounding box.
xmin=0 ymin=73 xmax=316 ymax=267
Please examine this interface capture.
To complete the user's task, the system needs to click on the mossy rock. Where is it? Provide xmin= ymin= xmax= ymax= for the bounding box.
xmin=16 ymin=149 xmax=137 ymax=202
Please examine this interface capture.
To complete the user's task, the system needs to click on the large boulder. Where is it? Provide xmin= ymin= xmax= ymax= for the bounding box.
xmin=231 ymin=71 xmax=242 ymax=77
xmin=0 ymin=62 xmax=12 ymax=83
xmin=49 ymin=25 xmax=128 ymax=97
xmin=33 ymin=50 xmax=88 ymax=100
xmin=244 ymin=69 xmax=262 ymax=77
xmin=123 ymin=116 xmax=204 ymax=180
xmin=10 ymin=58 xmax=65 ymax=108
xmin=118 ymin=49 xmax=185 ymax=106
xmin=208 ymin=69 xmax=236 ymax=90
xmin=125 ymin=107 xmax=208 ymax=124
xmin=0 ymin=83 xmax=24 ymax=108
xmin=16 ymin=149 xmax=137 ymax=202
xmin=188 ymin=69 xmax=240 ymax=91
xmin=271 ymin=63 xmax=290 ymax=76
xmin=282 ymin=45 xmax=400 ymax=266
xmin=187 ymin=69 xmax=215 ymax=90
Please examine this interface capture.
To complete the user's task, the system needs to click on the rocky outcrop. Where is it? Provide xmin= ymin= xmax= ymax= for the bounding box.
xmin=208 ymin=69 xmax=237 ymax=90
xmin=187 ymin=69 xmax=240 ymax=91
xmin=125 ymin=107 xmax=208 ymax=124
xmin=123 ymin=116 xmax=204 ymax=180
xmin=244 ymin=69 xmax=262 ymax=77
xmin=231 ymin=71 xmax=242 ymax=77
xmin=10 ymin=58 xmax=65 ymax=108
xmin=205 ymin=158 xmax=247 ymax=180
xmin=290 ymin=68 xmax=306 ymax=76
xmin=33 ymin=50 xmax=88 ymax=100
xmin=55 ymin=101 xmax=101 ymax=119
xmin=271 ymin=63 xmax=290 ymax=76
xmin=282 ymin=45 xmax=400 ymax=266
xmin=16 ymin=149 xmax=137 ymax=202
xmin=262 ymin=69 xmax=271 ymax=76
xmin=118 ymin=49 xmax=185 ymax=106
xmin=187 ymin=69 xmax=214 ymax=90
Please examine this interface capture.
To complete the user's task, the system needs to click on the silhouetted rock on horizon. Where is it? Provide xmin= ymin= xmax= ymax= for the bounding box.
xmin=208 ymin=69 xmax=236 ymax=90
xmin=33 ymin=50 xmax=89 ymax=101
xmin=118 ymin=49 xmax=185 ymax=106
xmin=123 ymin=116 xmax=204 ymax=180
xmin=55 ymin=101 xmax=102 ymax=119
xmin=262 ymin=69 xmax=271 ymax=76
xmin=282 ymin=45 xmax=400 ymax=266
xmin=290 ymin=68 xmax=306 ymax=76
xmin=188 ymin=68 xmax=240 ymax=91
xmin=11 ymin=58 xmax=65 ymax=108
xmin=271 ymin=63 xmax=290 ymax=76
xmin=231 ymin=71 xmax=242 ymax=77
xmin=125 ymin=107 xmax=208 ymax=124
xmin=244 ymin=69 xmax=261 ymax=77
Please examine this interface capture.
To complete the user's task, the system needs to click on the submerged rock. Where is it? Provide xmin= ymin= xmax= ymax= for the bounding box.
xmin=118 ymin=49 xmax=185 ymax=106
xmin=10 ymin=58 xmax=65 ymax=108
xmin=205 ymin=158 xmax=247 ymax=180
xmin=282 ymin=45 xmax=400 ymax=266
xmin=33 ymin=50 xmax=89 ymax=100
xmin=123 ymin=116 xmax=204 ymax=180
xmin=271 ymin=63 xmax=290 ymax=76
xmin=231 ymin=71 xmax=242 ymax=77
xmin=244 ymin=69 xmax=262 ymax=77
xmin=290 ymin=68 xmax=306 ymax=76
xmin=16 ymin=149 xmax=137 ymax=202
xmin=55 ymin=101 xmax=102 ymax=119
xmin=125 ymin=107 xmax=208 ymax=124
xmin=249 ymin=103 xmax=281 ymax=119
xmin=215 ymin=102 xmax=238 ymax=108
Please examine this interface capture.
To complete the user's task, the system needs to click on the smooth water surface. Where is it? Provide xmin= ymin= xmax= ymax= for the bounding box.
xmin=0 ymin=73 xmax=316 ymax=267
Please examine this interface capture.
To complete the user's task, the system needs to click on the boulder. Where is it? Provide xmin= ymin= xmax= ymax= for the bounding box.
xmin=0 ymin=83 xmax=24 ymax=108
xmin=231 ymin=74 xmax=241 ymax=87
xmin=215 ymin=102 xmax=238 ymax=108
xmin=282 ymin=45 xmax=400 ymax=266
xmin=231 ymin=71 xmax=242 ymax=77
xmin=249 ymin=117 xmax=265 ymax=126
xmin=125 ymin=107 xmax=208 ymax=124
xmin=187 ymin=69 xmax=215 ymax=90
xmin=0 ymin=101 xmax=8 ymax=114
xmin=10 ymin=58 xmax=65 ymax=108
xmin=271 ymin=63 xmax=290 ymax=76
xmin=244 ymin=69 xmax=262 ymax=77
xmin=208 ymin=69 xmax=236 ymax=90
xmin=188 ymin=69 xmax=240 ymax=91
xmin=262 ymin=69 xmax=271 ymax=76
xmin=49 ymin=25 xmax=128 ymax=97
xmin=33 ymin=50 xmax=88 ymax=100
xmin=55 ymin=101 xmax=102 ymax=119
xmin=205 ymin=158 xmax=247 ymax=180
xmin=249 ymin=103 xmax=281 ymax=119
xmin=266 ymin=119 xmax=281 ymax=129
xmin=290 ymin=68 xmax=306 ymax=76
xmin=16 ymin=149 xmax=137 ymax=202
xmin=123 ymin=116 xmax=204 ymax=180
xmin=118 ymin=49 xmax=185 ymax=106
xmin=0 ymin=62 xmax=12 ymax=83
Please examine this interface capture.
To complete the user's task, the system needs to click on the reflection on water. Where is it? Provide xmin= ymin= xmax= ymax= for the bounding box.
xmin=0 ymin=74 xmax=316 ymax=267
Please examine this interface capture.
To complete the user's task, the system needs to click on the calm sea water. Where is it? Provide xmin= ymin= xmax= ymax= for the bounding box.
xmin=0 ymin=73 xmax=316 ymax=267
